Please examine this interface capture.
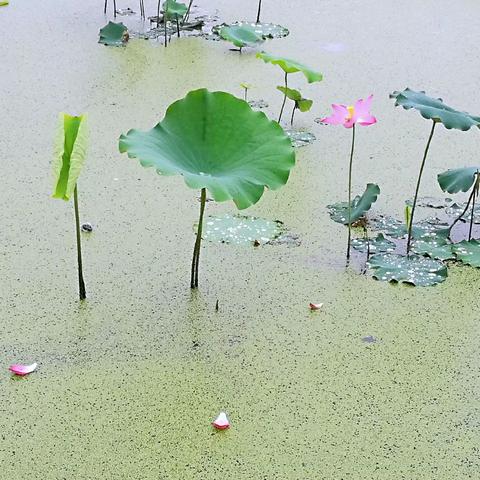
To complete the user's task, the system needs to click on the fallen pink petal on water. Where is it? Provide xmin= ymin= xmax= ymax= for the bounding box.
xmin=309 ymin=303 xmax=323 ymax=310
xmin=9 ymin=362 xmax=38 ymax=376
xmin=212 ymin=412 xmax=230 ymax=430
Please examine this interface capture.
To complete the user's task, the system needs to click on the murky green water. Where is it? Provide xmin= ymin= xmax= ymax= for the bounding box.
xmin=1 ymin=0 xmax=480 ymax=478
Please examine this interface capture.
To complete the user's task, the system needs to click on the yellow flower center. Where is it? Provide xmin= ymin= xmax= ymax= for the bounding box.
xmin=346 ymin=105 xmax=355 ymax=120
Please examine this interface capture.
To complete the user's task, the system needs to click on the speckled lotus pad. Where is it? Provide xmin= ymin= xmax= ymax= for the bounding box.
xmin=213 ymin=21 xmax=289 ymax=40
xmin=201 ymin=214 xmax=285 ymax=246
xmin=368 ymin=253 xmax=448 ymax=286
xmin=352 ymin=234 xmax=395 ymax=254
xmin=284 ymin=129 xmax=316 ymax=148
xmin=452 ymin=239 xmax=480 ymax=267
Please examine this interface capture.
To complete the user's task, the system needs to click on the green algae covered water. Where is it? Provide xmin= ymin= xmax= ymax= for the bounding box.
xmin=1 ymin=0 xmax=480 ymax=478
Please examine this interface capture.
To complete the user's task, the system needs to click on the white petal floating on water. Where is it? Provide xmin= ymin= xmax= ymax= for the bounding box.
xmin=212 ymin=411 xmax=230 ymax=430
xmin=9 ymin=362 xmax=38 ymax=376
xmin=309 ymin=303 xmax=323 ymax=311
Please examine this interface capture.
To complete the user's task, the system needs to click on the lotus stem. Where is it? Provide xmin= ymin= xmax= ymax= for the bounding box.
xmin=468 ymin=171 xmax=480 ymax=241
xmin=191 ymin=188 xmax=207 ymax=289
xmin=73 ymin=185 xmax=86 ymax=301
xmin=104 ymin=0 xmax=107 ymax=14
xmin=164 ymin=15 xmax=168 ymax=47
xmin=184 ymin=0 xmax=193 ymax=23
xmin=290 ymin=105 xmax=297 ymax=126
xmin=157 ymin=0 xmax=161 ymax=27
xmin=448 ymin=184 xmax=476 ymax=239
xmin=139 ymin=0 xmax=145 ymax=18
xmin=406 ymin=120 xmax=437 ymax=255
xmin=176 ymin=14 xmax=180 ymax=37
xmin=113 ymin=0 xmax=116 ymax=17
xmin=256 ymin=0 xmax=262 ymax=23
xmin=346 ymin=124 xmax=356 ymax=260
xmin=244 ymin=87 xmax=248 ymax=102
xmin=278 ymin=72 xmax=288 ymax=123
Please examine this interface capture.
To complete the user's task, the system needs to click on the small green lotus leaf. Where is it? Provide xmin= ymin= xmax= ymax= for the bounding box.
xmin=52 ymin=113 xmax=88 ymax=201
xmin=219 ymin=24 xmax=264 ymax=48
xmin=368 ymin=253 xmax=448 ymax=287
xmin=352 ymin=234 xmax=395 ymax=254
xmin=452 ymin=239 xmax=480 ymax=267
xmin=256 ymin=51 xmax=323 ymax=83
xmin=163 ymin=0 xmax=188 ymax=17
xmin=297 ymin=98 xmax=313 ymax=112
xmin=99 ymin=21 xmax=129 ymax=46
xmin=390 ymin=88 xmax=480 ymax=131
xmin=201 ymin=214 xmax=284 ymax=246
xmin=119 ymin=89 xmax=295 ymax=210
xmin=328 ymin=183 xmax=380 ymax=225
xmin=276 ymin=86 xmax=302 ymax=101
xmin=438 ymin=167 xmax=479 ymax=193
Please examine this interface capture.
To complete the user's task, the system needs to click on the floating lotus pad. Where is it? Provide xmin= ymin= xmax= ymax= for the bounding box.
xmin=285 ymin=130 xmax=316 ymax=148
xmin=213 ymin=22 xmax=289 ymax=39
xmin=351 ymin=234 xmax=395 ymax=254
xmin=390 ymin=88 xmax=480 ymax=131
xmin=368 ymin=253 xmax=448 ymax=287
xmin=119 ymin=89 xmax=295 ymax=210
xmin=99 ymin=22 xmax=129 ymax=46
xmin=452 ymin=240 xmax=480 ymax=267
xmin=201 ymin=214 xmax=285 ymax=246
xmin=328 ymin=184 xmax=380 ymax=225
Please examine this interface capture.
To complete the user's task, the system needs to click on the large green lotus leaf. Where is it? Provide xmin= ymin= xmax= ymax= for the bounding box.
xmin=256 ymin=52 xmax=323 ymax=83
xmin=119 ymin=89 xmax=295 ymax=210
xmin=368 ymin=253 xmax=448 ymax=287
xmin=219 ymin=24 xmax=264 ymax=48
xmin=52 ymin=113 xmax=88 ymax=201
xmin=352 ymin=233 xmax=395 ymax=254
xmin=99 ymin=21 xmax=128 ymax=46
xmin=452 ymin=240 xmax=480 ymax=267
xmin=390 ymin=88 xmax=480 ymax=131
xmin=328 ymin=183 xmax=380 ymax=225
xmin=438 ymin=167 xmax=479 ymax=193
xmin=163 ymin=0 xmax=188 ymax=17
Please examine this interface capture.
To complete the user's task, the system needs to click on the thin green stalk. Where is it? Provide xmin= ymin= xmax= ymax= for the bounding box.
xmin=290 ymin=104 xmax=297 ymax=126
xmin=164 ymin=15 xmax=168 ymax=47
xmin=244 ymin=88 xmax=248 ymax=102
xmin=157 ymin=0 xmax=161 ymax=27
xmin=406 ymin=120 xmax=437 ymax=255
xmin=73 ymin=185 xmax=86 ymax=300
xmin=256 ymin=0 xmax=262 ymax=23
xmin=113 ymin=0 xmax=117 ymax=17
xmin=468 ymin=171 xmax=479 ymax=241
xmin=346 ymin=124 xmax=356 ymax=260
xmin=104 ymin=0 xmax=107 ymax=14
xmin=176 ymin=14 xmax=180 ymax=37
xmin=184 ymin=0 xmax=193 ymax=23
xmin=278 ymin=72 xmax=288 ymax=123
xmin=448 ymin=184 xmax=476 ymax=239
xmin=191 ymin=188 xmax=207 ymax=289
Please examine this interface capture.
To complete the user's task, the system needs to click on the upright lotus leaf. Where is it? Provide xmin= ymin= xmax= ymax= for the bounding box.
xmin=438 ymin=167 xmax=479 ymax=193
xmin=452 ymin=239 xmax=480 ymax=267
xmin=390 ymin=88 xmax=480 ymax=131
xmin=163 ymin=0 xmax=187 ymax=18
xmin=276 ymin=86 xmax=312 ymax=112
xmin=256 ymin=52 xmax=323 ymax=83
xmin=53 ymin=114 xmax=88 ymax=201
xmin=98 ymin=21 xmax=129 ymax=46
xmin=368 ymin=253 xmax=448 ymax=287
xmin=328 ymin=183 xmax=380 ymax=225
xmin=219 ymin=24 xmax=264 ymax=49
xmin=119 ymin=89 xmax=295 ymax=288
xmin=52 ymin=113 xmax=88 ymax=300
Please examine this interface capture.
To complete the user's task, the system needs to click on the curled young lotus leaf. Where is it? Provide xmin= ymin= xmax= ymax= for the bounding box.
xmin=256 ymin=52 xmax=323 ymax=83
xmin=352 ymin=233 xmax=395 ymax=254
xmin=119 ymin=89 xmax=295 ymax=209
xmin=52 ymin=113 xmax=88 ymax=201
xmin=368 ymin=253 xmax=448 ymax=287
xmin=218 ymin=24 xmax=264 ymax=48
xmin=328 ymin=183 xmax=380 ymax=225
xmin=99 ymin=21 xmax=129 ymax=46
xmin=390 ymin=88 xmax=480 ymax=131
xmin=452 ymin=240 xmax=480 ymax=267
xmin=201 ymin=214 xmax=284 ymax=246
xmin=163 ymin=0 xmax=188 ymax=18
xmin=438 ymin=167 xmax=479 ymax=194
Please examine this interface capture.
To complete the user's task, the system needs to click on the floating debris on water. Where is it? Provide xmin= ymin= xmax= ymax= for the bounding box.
xmin=248 ymin=99 xmax=269 ymax=110
xmin=362 ymin=335 xmax=377 ymax=344
xmin=81 ymin=222 xmax=93 ymax=233
xmin=212 ymin=411 xmax=230 ymax=430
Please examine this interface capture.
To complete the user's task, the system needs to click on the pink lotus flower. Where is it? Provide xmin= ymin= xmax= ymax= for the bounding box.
xmin=212 ymin=412 xmax=230 ymax=430
xmin=9 ymin=362 xmax=37 ymax=376
xmin=320 ymin=95 xmax=377 ymax=128
xmin=309 ymin=303 xmax=323 ymax=310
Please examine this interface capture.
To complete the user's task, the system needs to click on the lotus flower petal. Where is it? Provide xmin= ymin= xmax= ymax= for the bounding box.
xmin=320 ymin=95 xmax=376 ymax=128
xmin=319 ymin=104 xmax=348 ymax=125
xmin=309 ymin=303 xmax=323 ymax=310
xmin=9 ymin=362 xmax=38 ymax=376
xmin=212 ymin=411 xmax=230 ymax=430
